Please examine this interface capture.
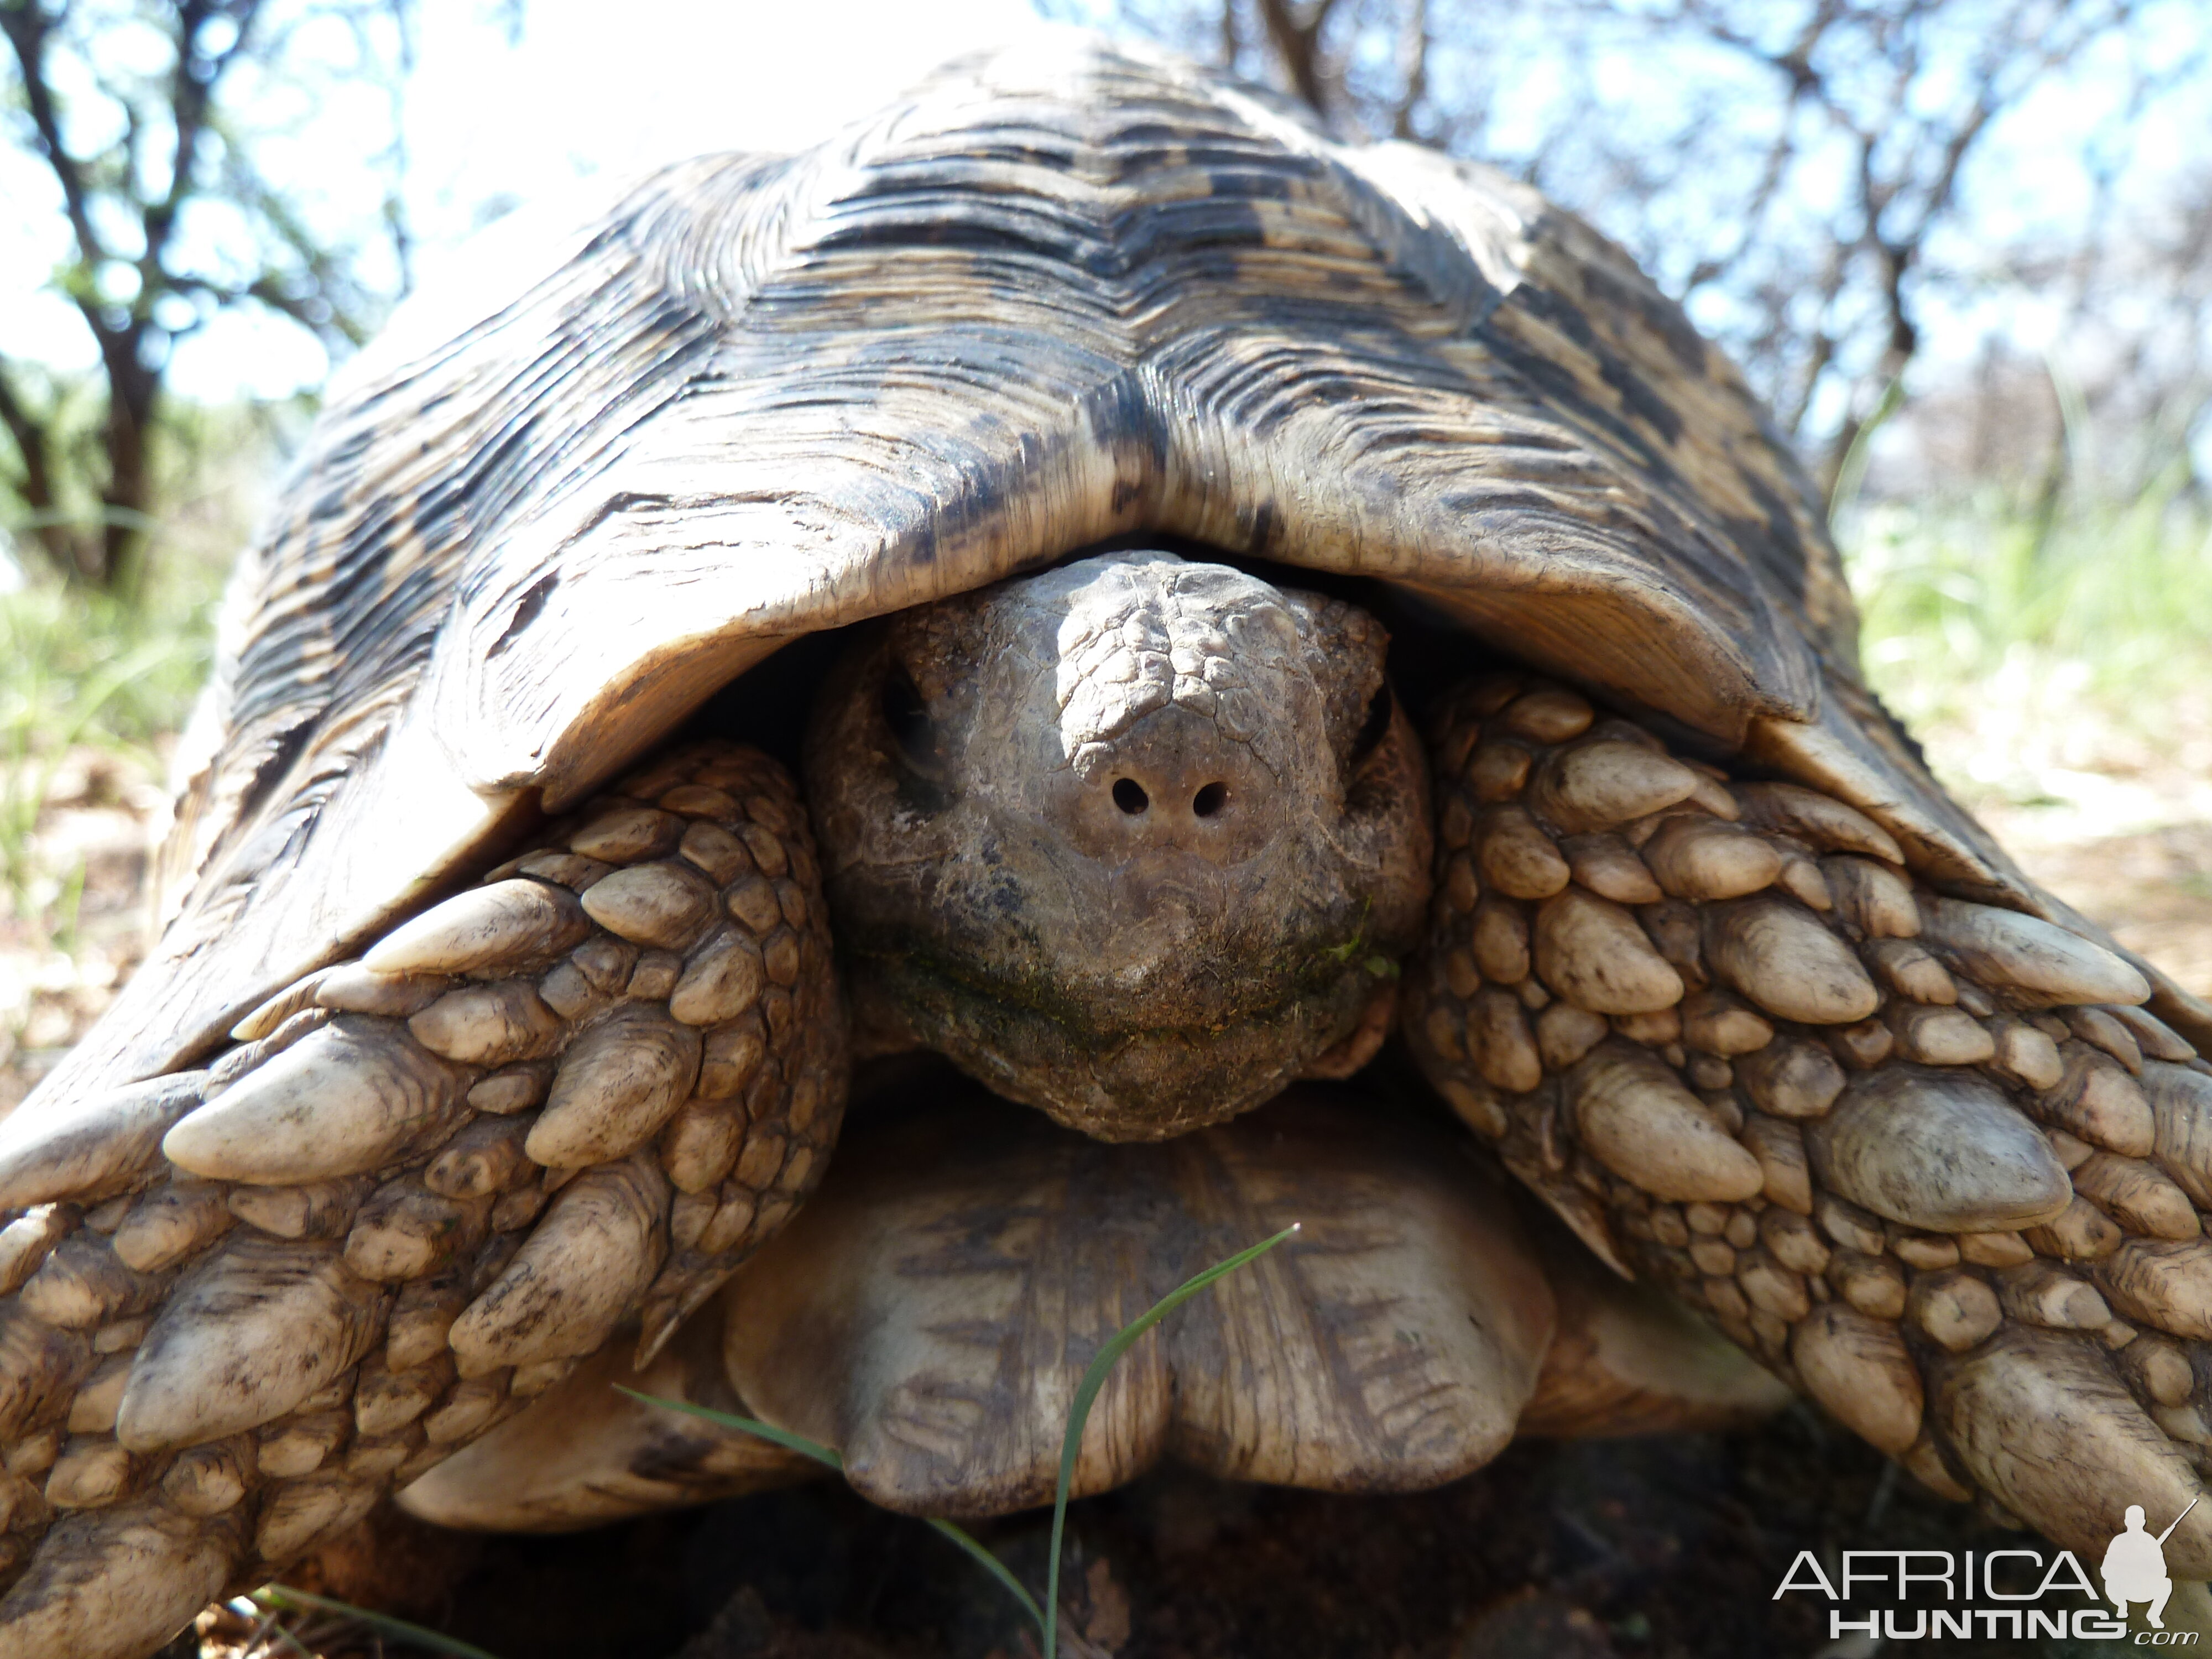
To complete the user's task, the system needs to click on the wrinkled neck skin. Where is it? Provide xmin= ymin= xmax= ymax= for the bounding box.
xmin=805 ymin=552 xmax=1432 ymax=1140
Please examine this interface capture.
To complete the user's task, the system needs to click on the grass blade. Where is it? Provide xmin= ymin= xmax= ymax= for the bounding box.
xmin=251 ymin=1584 xmax=503 ymax=1659
xmin=1043 ymin=1223 xmax=1300 ymax=1659
xmin=258 ymin=1609 xmax=319 ymax=1659
xmin=617 ymin=1389 xmax=1049 ymax=1636
xmin=613 ymin=1389 xmax=844 ymax=1472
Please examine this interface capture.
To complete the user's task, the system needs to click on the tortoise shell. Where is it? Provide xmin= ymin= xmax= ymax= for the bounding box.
xmin=34 ymin=35 xmax=2193 ymax=1124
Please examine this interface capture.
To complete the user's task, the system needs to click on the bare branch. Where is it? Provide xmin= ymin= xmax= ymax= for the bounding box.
xmin=1251 ymin=0 xmax=1342 ymax=115
xmin=1391 ymin=0 xmax=1427 ymax=139
xmin=0 ymin=353 xmax=55 ymax=519
xmin=1 ymin=1 xmax=108 ymax=271
xmin=142 ymin=1 xmax=265 ymax=280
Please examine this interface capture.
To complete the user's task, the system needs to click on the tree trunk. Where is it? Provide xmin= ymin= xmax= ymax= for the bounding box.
xmin=97 ymin=354 xmax=158 ymax=596
xmin=0 ymin=368 xmax=91 ymax=583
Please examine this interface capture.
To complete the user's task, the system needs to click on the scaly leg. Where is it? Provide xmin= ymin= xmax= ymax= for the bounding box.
xmin=0 ymin=742 xmax=843 ymax=1658
xmin=1407 ymin=672 xmax=2212 ymax=1571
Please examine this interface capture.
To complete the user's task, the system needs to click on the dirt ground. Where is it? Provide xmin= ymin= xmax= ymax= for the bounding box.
xmin=178 ymin=1402 xmax=2195 ymax=1658
xmin=9 ymin=718 xmax=2212 ymax=1659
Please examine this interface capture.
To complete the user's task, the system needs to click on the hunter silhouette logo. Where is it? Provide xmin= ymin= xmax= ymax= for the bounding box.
xmin=2105 ymin=1499 xmax=2199 ymax=1630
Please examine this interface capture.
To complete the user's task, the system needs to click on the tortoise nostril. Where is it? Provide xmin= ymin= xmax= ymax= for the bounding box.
xmin=1113 ymin=778 xmax=1150 ymax=815
xmin=1192 ymin=782 xmax=1228 ymax=818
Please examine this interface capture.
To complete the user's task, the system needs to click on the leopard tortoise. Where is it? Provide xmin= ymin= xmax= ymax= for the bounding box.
xmin=3 ymin=35 xmax=2212 ymax=1656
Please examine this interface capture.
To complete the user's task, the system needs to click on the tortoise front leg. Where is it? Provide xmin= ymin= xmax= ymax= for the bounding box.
xmin=0 ymin=742 xmax=844 ymax=1659
xmin=1407 ymin=672 xmax=2212 ymax=1571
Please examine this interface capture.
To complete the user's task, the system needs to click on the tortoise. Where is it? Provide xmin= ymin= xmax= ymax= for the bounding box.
xmin=3 ymin=34 xmax=2211 ymax=1655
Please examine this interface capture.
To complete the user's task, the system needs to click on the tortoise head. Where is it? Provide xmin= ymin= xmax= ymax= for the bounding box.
xmin=807 ymin=551 xmax=1430 ymax=1138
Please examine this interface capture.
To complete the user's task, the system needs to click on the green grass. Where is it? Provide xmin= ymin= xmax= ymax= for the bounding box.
xmin=0 ymin=566 xmax=222 ymax=924
xmin=1843 ymin=483 xmax=2212 ymax=744
xmin=0 ymin=506 xmax=229 ymax=1085
xmin=0 ymin=397 xmax=270 ymax=942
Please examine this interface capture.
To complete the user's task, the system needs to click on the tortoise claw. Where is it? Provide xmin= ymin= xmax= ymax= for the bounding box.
xmin=0 ymin=1075 xmax=206 ymax=1215
xmin=0 ymin=1501 xmax=242 ymax=1659
xmin=1936 ymin=1326 xmax=2212 ymax=1573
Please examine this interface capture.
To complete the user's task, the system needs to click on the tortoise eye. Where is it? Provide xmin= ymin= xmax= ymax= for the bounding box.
xmin=880 ymin=662 xmax=941 ymax=770
xmin=1349 ymin=681 xmax=1394 ymax=766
